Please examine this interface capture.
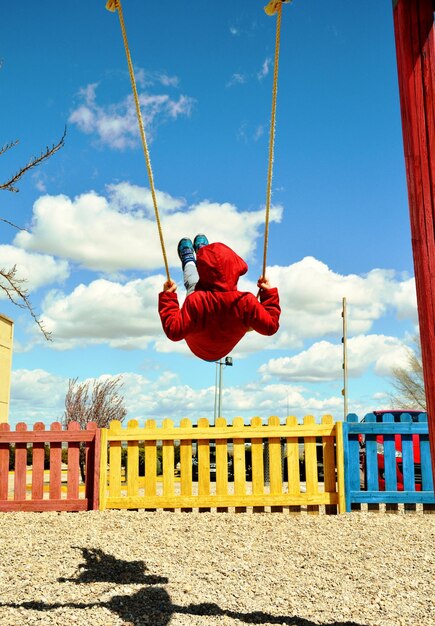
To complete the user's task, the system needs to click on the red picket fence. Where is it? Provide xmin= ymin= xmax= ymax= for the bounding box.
xmin=0 ymin=421 xmax=100 ymax=512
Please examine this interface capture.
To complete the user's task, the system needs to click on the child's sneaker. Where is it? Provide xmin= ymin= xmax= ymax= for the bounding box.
xmin=177 ymin=238 xmax=195 ymax=268
xmin=193 ymin=234 xmax=209 ymax=253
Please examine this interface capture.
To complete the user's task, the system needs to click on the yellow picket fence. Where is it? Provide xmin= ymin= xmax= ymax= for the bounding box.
xmin=99 ymin=415 xmax=346 ymax=514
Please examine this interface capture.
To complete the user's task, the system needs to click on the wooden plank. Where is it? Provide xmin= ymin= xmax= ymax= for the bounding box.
xmin=90 ymin=424 xmax=100 ymax=510
xmin=251 ymin=417 xmax=265 ymax=513
xmin=286 ymin=416 xmax=300 ymax=515
xmin=0 ymin=423 xmax=10 ymax=501
xmin=382 ymin=414 xmax=399 ymax=514
xmin=162 ymin=419 xmax=175 ymax=511
xmin=400 ymin=414 xmax=416 ymax=493
xmin=49 ymin=422 xmax=62 ymax=501
xmin=105 ymin=491 xmax=340 ymax=510
xmin=14 ymin=423 xmax=27 ymax=501
xmin=103 ymin=424 xmax=336 ymax=442
xmin=127 ymin=419 xmax=139 ymax=498
xmin=144 ymin=420 xmax=157 ymax=500
xmin=268 ymin=416 xmax=283 ymax=513
xmin=31 ymin=422 xmax=45 ymax=501
xmin=322 ymin=415 xmax=337 ymax=515
xmin=215 ymin=417 xmax=229 ymax=513
xmin=84 ymin=421 xmax=98 ymax=510
xmin=67 ymin=421 xmax=81 ymax=500
xmin=0 ymin=499 xmax=88 ymax=513
xmin=335 ymin=421 xmax=346 ymax=514
xmin=233 ymin=417 xmax=246 ymax=513
xmin=0 ymin=431 xmax=96 ymax=443
xmin=304 ymin=415 xmax=319 ymax=515
xmin=350 ymin=491 xmax=435 ymax=505
xmin=179 ymin=418 xmax=192 ymax=511
xmin=197 ymin=417 xmax=211 ymax=512
xmin=108 ymin=428 xmax=122 ymax=500
xmin=99 ymin=428 xmax=108 ymax=511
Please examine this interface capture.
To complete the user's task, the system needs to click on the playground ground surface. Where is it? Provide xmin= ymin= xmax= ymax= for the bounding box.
xmin=0 ymin=509 xmax=433 ymax=626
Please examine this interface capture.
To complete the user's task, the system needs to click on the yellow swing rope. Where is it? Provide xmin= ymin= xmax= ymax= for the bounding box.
xmin=262 ymin=0 xmax=290 ymax=279
xmin=106 ymin=0 xmax=171 ymax=282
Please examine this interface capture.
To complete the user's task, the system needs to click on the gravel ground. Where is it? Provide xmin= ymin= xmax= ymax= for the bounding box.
xmin=0 ymin=510 xmax=434 ymax=626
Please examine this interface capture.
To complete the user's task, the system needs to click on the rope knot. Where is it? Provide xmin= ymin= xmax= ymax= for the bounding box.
xmin=105 ymin=0 xmax=118 ymax=12
xmin=264 ymin=0 xmax=291 ymax=17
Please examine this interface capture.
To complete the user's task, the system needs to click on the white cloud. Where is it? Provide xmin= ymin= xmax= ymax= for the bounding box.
xmin=257 ymin=57 xmax=271 ymax=81
xmin=69 ymin=82 xmax=194 ymax=149
xmin=226 ymin=73 xmax=247 ymax=88
xmin=10 ymin=369 xmax=68 ymax=425
xmin=0 ymin=245 xmax=69 ymax=294
xmin=40 ymin=275 xmax=164 ymax=349
xmin=14 ymin=185 xmax=283 ymax=272
xmin=264 ymin=257 xmax=418 ymax=349
xmin=259 ymin=335 xmax=410 ymax=382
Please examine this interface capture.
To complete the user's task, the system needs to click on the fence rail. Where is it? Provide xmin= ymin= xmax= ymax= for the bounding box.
xmin=0 ymin=421 xmax=100 ymax=512
xmin=99 ymin=415 xmax=346 ymax=514
xmin=343 ymin=412 xmax=435 ymax=513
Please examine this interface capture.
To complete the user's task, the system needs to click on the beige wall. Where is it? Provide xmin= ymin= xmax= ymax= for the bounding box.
xmin=0 ymin=314 xmax=13 ymax=423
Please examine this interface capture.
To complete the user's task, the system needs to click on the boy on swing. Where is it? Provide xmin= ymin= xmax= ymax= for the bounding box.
xmin=158 ymin=235 xmax=280 ymax=361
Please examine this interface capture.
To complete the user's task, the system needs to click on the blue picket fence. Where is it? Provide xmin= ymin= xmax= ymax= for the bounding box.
xmin=343 ymin=412 xmax=435 ymax=512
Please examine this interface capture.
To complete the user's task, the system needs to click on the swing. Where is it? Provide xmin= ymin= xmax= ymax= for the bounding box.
xmin=105 ymin=0 xmax=290 ymax=281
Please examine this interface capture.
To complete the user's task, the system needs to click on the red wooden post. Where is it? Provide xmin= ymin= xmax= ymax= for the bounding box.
xmin=393 ymin=0 xmax=435 ymax=481
xmin=32 ymin=422 xmax=45 ymax=500
xmin=14 ymin=423 xmax=28 ymax=501
xmin=49 ymin=422 xmax=62 ymax=500
xmin=0 ymin=423 xmax=10 ymax=502
xmin=67 ymin=421 xmax=80 ymax=500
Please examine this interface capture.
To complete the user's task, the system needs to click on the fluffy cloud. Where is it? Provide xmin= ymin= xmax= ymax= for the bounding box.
xmin=9 ymin=368 xmax=345 ymax=427
xmin=69 ymin=82 xmax=194 ymax=149
xmin=265 ymin=257 xmax=417 ymax=347
xmin=14 ymin=184 xmax=282 ymax=272
xmin=40 ymin=275 xmax=164 ymax=349
xmin=10 ymin=369 xmax=68 ymax=424
xmin=0 ymin=245 xmax=69 ymax=294
xmin=259 ymin=335 xmax=410 ymax=382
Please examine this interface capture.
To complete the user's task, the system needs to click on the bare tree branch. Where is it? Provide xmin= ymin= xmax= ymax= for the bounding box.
xmin=0 ymin=217 xmax=25 ymax=231
xmin=1 ymin=128 xmax=66 ymax=339
xmin=0 ymin=127 xmax=66 ymax=193
xmin=389 ymin=336 xmax=426 ymax=410
xmin=0 ymin=139 xmax=19 ymax=157
xmin=0 ymin=265 xmax=52 ymax=340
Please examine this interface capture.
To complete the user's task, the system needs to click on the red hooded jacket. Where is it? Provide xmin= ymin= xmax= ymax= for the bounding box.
xmin=158 ymin=242 xmax=280 ymax=361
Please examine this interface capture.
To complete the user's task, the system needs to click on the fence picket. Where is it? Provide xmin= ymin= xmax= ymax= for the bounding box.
xmin=180 ymin=418 xmax=193 ymax=511
xmin=49 ymin=422 xmax=62 ymax=500
xmin=268 ymin=416 xmax=283 ymax=513
xmin=304 ymin=415 xmax=319 ymax=514
xmin=0 ymin=423 xmax=10 ymax=501
xmin=108 ymin=420 xmax=122 ymax=499
xmin=127 ymin=419 xmax=139 ymax=498
xmin=233 ymin=417 xmax=246 ymax=513
xmin=322 ymin=415 xmax=337 ymax=515
xmin=162 ymin=419 xmax=175 ymax=511
xmin=215 ymin=417 xmax=229 ymax=513
xmin=286 ymin=415 xmax=300 ymax=514
xmin=197 ymin=417 xmax=211 ymax=512
xmin=67 ymin=421 xmax=81 ymax=500
xmin=14 ymin=423 xmax=27 ymax=501
xmin=144 ymin=420 xmax=157 ymax=500
xmin=32 ymin=422 xmax=45 ymax=501
xmin=251 ymin=416 xmax=265 ymax=513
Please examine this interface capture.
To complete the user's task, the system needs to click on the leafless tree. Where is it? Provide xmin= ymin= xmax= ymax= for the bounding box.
xmin=1 ymin=129 xmax=66 ymax=339
xmin=63 ymin=376 xmax=127 ymax=481
xmin=390 ymin=336 xmax=426 ymax=410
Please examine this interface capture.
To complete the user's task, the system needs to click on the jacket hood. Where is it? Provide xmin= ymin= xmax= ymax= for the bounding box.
xmin=195 ymin=242 xmax=248 ymax=291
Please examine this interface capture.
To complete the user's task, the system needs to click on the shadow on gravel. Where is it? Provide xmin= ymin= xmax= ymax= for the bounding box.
xmin=1 ymin=547 xmax=368 ymax=626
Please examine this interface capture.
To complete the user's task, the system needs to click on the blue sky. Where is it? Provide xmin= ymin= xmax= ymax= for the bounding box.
xmin=1 ymin=0 xmax=418 ymax=427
